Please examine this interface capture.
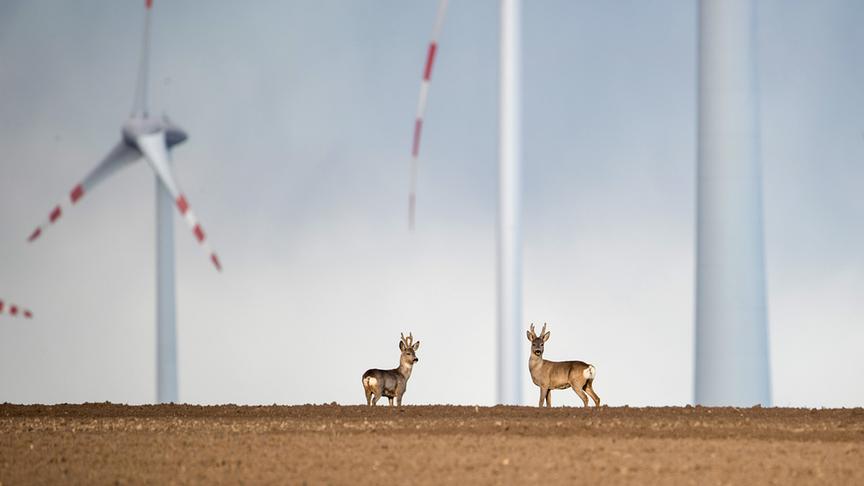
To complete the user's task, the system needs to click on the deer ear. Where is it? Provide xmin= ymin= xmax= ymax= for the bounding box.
xmin=399 ymin=340 xmax=406 ymax=351
xmin=542 ymin=331 xmax=550 ymax=342
xmin=526 ymin=330 xmax=535 ymax=342
xmin=412 ymin=341 xmax=420 ymax=351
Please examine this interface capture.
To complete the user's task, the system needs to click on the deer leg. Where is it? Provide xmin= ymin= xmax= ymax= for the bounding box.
xmin=365 ymin=389 xmax=372 ymax=406
xmin=371 ymin=394 xmax=381 ymax=406
xmin=539 ymin=387 xmax=548 ymax=407
xmin=584 ymin=380 xmax=601 ymax=407
xmin=572 ymin=383 xmax=590 ymax=407
xmin=545 ymin=389 xmax=552 ymax=408
xmin=388 ymin=397 xmax=394 ymax=406
xmin=396 ymin=395 xmax=402 ymax=407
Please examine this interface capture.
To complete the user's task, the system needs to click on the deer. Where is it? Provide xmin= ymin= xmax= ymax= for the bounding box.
xmin=362 ymin=332 xmax=420 ymax=406
xmin=527 ymin=323 xmax=600 ymax=408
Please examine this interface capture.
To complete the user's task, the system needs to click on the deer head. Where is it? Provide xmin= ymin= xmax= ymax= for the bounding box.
xmin=526 ymin=323 xmax=550 ymax=358
xmin=399 ymin=332 xmax=420 ymax=365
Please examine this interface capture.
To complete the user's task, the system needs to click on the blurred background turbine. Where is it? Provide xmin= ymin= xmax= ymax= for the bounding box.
xmin=1 ymin=0 xmax=863 ymax=407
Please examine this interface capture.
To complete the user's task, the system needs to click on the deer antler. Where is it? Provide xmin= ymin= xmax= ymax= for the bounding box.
xmin=529 ymin=323 xmax=536 ymax=336
xmin=401 ymin=332 xmax=414 ymax=348
xmin=540 ymin=322 xmax=547 ymax=336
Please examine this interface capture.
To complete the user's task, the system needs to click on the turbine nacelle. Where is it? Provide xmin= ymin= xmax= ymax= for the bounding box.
xmin=122 ymin=115 xmax=188 ymax=149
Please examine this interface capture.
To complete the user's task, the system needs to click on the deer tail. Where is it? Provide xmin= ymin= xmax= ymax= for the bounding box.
xmin=362 ymin=373 xmax=378 ymax=391
xmin=583 ymin=364 xmax=596 ymax=381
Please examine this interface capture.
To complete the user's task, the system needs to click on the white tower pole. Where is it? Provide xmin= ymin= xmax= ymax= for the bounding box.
xmin=156 ymin=176 xmax=179 ymax=403
xmin=497 ymin=0 xmax=522 ymax=405
xmin=695 ymin=0 xmax=771 ymax=406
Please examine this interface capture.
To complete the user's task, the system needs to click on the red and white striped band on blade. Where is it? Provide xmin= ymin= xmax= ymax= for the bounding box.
xmin=0 ymin=299 xmax=33 ymax=319
xmin=408 ymin=0 xmax=449 ymax=229
xmin=176 ymin=194 xmax=222 ymax=271
xmin=27 ymin=183 xmax=86 ymax=242
xmin=134 ymin=131 xmax=222 ymax=272
xmin=27 ymin=182 xmax=220 ymax=271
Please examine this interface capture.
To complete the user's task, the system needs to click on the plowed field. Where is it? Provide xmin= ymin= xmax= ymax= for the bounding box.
xmin=2 ymin=404 xmax=862 ymax=484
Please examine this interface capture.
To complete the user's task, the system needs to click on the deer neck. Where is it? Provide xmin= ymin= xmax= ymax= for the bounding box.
xmin=397 ymin=360 xmax=414 ymax=379
xmin=528 ymin=353 xmax=545 ymax=372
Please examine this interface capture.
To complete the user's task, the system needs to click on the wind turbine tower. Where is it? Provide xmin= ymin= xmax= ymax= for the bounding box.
xmin=408 ymin=0 xmax=523 ymax=404
xmin=497 ymin=0 xmax=522 ymax=405
xmin=695 ymin=0 xmax=771 ymax=406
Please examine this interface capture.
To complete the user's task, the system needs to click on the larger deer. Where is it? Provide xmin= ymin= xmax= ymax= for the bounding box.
xmin=362 ymin=332 xmax=420 ymax=406
xmin=527 ymin=323 xmax=600 ymax=408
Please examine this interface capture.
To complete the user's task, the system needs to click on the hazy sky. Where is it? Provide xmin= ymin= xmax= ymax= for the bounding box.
xmin=1 ymin=0 xmax=862 ymax=407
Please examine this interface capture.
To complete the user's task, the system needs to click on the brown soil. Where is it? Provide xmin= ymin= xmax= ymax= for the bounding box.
xmin=1 ymin=404 xmax=862 ymax=485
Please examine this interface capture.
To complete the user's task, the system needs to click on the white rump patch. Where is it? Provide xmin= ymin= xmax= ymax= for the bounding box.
xmin=583 ymin=365 xmax=596 ymax=380
xmin=364 ymin=377 xmax=378 ymax=389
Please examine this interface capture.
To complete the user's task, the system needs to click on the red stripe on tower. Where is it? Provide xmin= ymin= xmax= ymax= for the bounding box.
xmin=193 ymin=225 xmax=205 ymax=242
xmin=49 ymin=206 xmax=62 ymax=223
xmin=10 ymin=306 xmax=18 ymax=316
xmin=28 ymin=228 xmax=42 ymax=242
xmin=412 ymin=119 xmax=423 ymax=157
xmin=24 ymin=310 xmax=32 ymax=319
xmin=176 ymin=195 xmax=189 ymax=215
xmin=423 ymin=42 xmax=438 ymax=81
xmin=70 ymin=184 xmax=85 ymax=203
xmin=146 ymin=0 xmax=153 ymax=9
xmin=0 ymin=300 xmax=4 ymax=313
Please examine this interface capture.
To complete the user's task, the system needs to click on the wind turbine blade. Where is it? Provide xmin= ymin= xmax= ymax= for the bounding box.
xmin=408 ymin=0 xmax=449 ymax=229
xmin=136 ymin=132 xmax=222 ymax=271
xmin=0 ymin=299 xmax=33 ymax=319
xmin=27 ymin=141 xmax=140 ymax=242
xmin=132 ymin=0 xmax=154 ymax=116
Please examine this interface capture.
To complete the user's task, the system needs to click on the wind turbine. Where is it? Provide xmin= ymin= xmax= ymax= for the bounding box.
xmin=0 ymin=299 xmax=33 ymax=319
xmin=408 ymin=0 xmax=523 ymax=405
xmin=695 ymin=0 xmax=771 ymax=406
xmin=27 ymin=0 xmax=221 ymax=404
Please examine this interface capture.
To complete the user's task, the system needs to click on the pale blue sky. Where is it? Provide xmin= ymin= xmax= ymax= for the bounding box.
xmin=1 ymin=0 xmax=862 ymax=407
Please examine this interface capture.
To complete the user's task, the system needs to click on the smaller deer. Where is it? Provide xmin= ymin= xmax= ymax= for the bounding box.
xmin=527 ymin=323 xmax=600 ymax=408
xmin=362 ymin=332 xmax=420 ymax=406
